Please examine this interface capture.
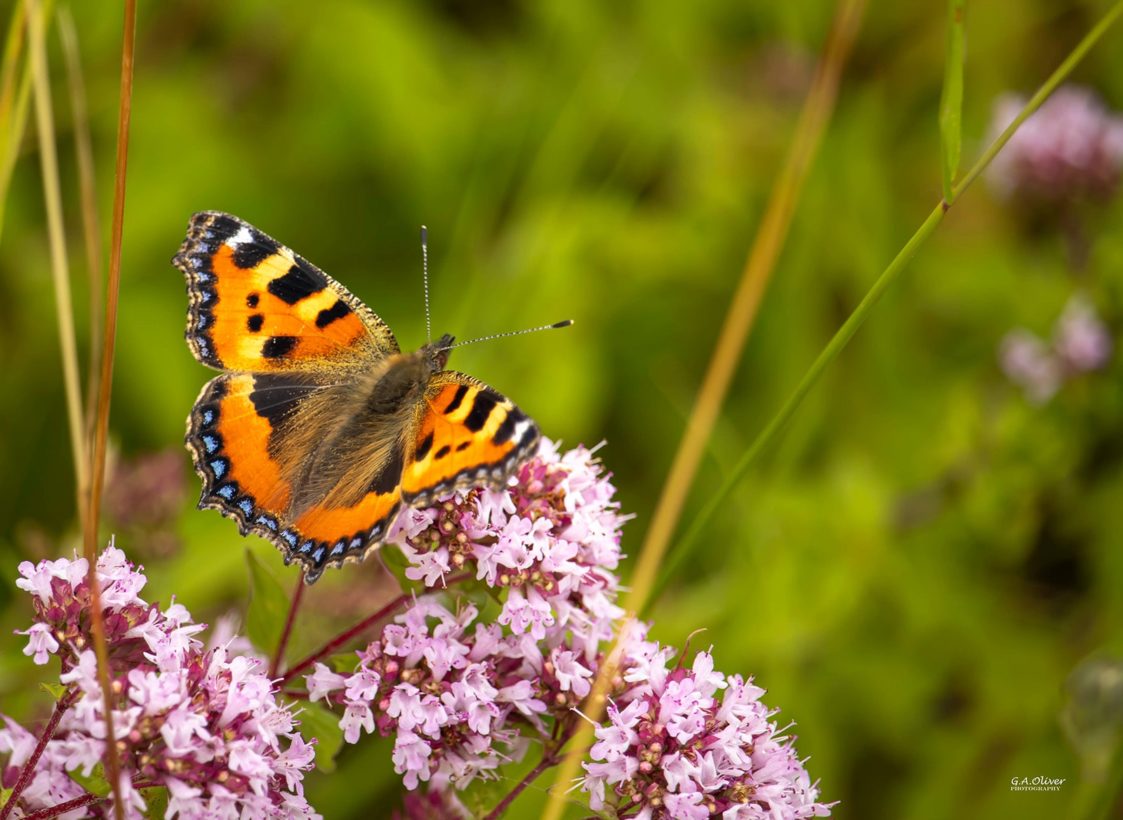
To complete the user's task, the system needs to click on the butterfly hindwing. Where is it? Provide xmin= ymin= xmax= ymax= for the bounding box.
xmin=401 ymin=371 xmax=541 ymax=506
xmin=174 ymin=211 xmax=399 ymax=372
xmin=187 ymin=372 xmax=296 ymax=542
xmin=187 ymin=371 xmax=401 ymax=582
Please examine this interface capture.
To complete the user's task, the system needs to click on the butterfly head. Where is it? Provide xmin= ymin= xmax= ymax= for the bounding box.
xmin=427 ymin=333 xmax=455 ymax=370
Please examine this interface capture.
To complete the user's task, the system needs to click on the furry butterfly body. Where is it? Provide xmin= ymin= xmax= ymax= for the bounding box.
xmin=174 ymin=212 xmax=539 ymax=583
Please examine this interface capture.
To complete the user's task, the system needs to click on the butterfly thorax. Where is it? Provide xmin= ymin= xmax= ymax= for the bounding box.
xmin=286 ymin=334 xmax=455 ymax=517
xmin=365 ymin=334 xmax=453 ymax=414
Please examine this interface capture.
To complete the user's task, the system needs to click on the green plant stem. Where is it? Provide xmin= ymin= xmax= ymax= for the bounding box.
xmin=27 ymin=0 xmax=84 ymax=516
xmin=57 ymin=6 xmax=104 ymax=452
xmin=653 ymin=0 xmax=1123 ymax=606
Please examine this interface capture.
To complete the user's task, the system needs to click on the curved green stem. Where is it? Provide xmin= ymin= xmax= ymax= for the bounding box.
xmin=650 ymin=0 xmax=1123 ymax=609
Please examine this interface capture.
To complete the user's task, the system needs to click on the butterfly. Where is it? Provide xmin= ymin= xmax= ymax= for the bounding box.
xmin=174 ymin=212 xmax=543 ymax=583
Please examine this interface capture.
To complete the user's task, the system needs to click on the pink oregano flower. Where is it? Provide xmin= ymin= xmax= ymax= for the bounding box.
xmin=582 ymin=632 xmax=833 ymax=820
xmin=987 ymin=85 xmax=1123 ymax=202
xmin=307 ymin=440 xmax=833 ymax=818
xmin=3 ymin=545 xmax=318 ymax=819
xmin=1000 ymin=292 xmax=1112 ymax=403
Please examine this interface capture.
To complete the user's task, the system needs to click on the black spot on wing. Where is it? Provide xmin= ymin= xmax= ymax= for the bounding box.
xmin=263 ymin=336 xmax=298 ymax=358
xmin=415 ymin=431 xmax=433 ymax=461
xmin=444 ymin=384 xmax=468 ymax=414
xmin=464 ymin=391 xmax=500 ymax=432
xmin=368 ymin=440 xmax=404 ymax=495
xmin=232 ymin=234 xmax=279 ymax=269
xmin=518 ymin=420 xmax=539 ymax=448
xmin=246 ymin=292 xmax=259 ymax=308
xmin=315 ymin=299 xmax=351 ymax=328
xmin=456 ymin=441 xmax=470 ymax=452
xmin=267 ymin=260 xmax=327 ymax=305
xmin=434 ymin=445 xmax=451 ymax=460
xmin=492 ymin=408 xmax=524 ymax=445
xmin=249 ymin=375 xmax=317 ymax=429
xmin=247 ymin=314 xmax=264 ymax=333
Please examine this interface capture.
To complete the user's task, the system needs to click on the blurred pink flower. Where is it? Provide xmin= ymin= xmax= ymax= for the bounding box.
xmin=987 ymin=85 xmax=1123 ymax=201
xmin=1000 ymin=293 xmax=1112 ymax=402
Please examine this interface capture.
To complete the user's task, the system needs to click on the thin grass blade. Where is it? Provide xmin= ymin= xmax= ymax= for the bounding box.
xmin=939 ymin=0 xmax=966 ymax=200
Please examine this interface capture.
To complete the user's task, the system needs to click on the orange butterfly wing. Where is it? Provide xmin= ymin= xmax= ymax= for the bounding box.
xmin=400 ymin=371 xmax=541 ymax=506
xmin=186 ymin=371 xmax=402 ymax=583
xmin=174 ymin=211 xmax=397 ymax=372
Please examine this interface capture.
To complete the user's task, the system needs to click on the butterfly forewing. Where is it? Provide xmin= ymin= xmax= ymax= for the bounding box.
xmin=174 ymin=211 xmax=398 ymax=372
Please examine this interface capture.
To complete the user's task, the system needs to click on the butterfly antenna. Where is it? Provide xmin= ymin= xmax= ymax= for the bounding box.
xmin=445 ymin=319 xmax=573 ymax=350
xmin=420 ymin=225 xmax=432 ymax=344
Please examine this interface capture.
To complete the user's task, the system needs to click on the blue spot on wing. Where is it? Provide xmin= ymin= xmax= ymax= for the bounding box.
xmin=202 ymin=409 xmax=215 ymax=426
xmin=238 ymin=498 xmax=253 ymax=516
xmin=282 ymin=531 xmax=298 ymax=548
xmin=312 ymin=546 xmax=326 ymax=564
xmin=216 ymin=484 xmax=236 ymax=500
xmin=331 ymin=542 xmax=345 ymax=557
xmin=209 ymin=459 xmax=227 ymax=479
xmin=203 ymin=435 xmax=219 ymax=454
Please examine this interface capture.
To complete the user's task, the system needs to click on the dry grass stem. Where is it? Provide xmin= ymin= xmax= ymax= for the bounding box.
xmin=541 ymin=1 xmax=867 ymax=816
xmin=82 ymin=0 xmax=138 ymax=813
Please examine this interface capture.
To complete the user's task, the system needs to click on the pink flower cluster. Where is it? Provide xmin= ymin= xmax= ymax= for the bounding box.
xmin=1000 ymin=293 xmax=1112 ymax=403
xmin=3 ymin=546 xmax=318 ymax=819
xmin=307 ymin=597 xmax=566 ymax=791
xmin=388 ymin=439 xmax=625 ymax=644
xmin=307 ymin=441 xmax=623 ymax=792
xmin=582 ymin=633 xmax=832 ymax=820
xmin=987 ymin=85 xmax=1123 ymax=202
xmin=304 ymin=440 xmax=832 ymax=819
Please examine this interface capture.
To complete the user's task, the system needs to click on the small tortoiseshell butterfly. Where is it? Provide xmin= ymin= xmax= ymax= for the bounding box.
xmin=174 ymin=212 xmax=545 ymax=583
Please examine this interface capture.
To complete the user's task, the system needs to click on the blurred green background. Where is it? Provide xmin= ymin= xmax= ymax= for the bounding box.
xmin=3 ymin=0 xmax=1123 ymax=817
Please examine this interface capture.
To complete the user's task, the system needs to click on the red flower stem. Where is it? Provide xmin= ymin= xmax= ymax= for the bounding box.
xmin=269 ymin=573 xmax=305 ymax=678
xmin=484 ymin=752 xmax=559 ymax=820
xmin=21 ymin=793 xmax=99 ymax=820
xmin=0 ymin=691 xmax=75 ymax=820
xmin=278 ymin=572 xmax=473 ymax=685
xmin=21 ymin=780 xmax=158 ymax=820
xmin=278 ymin=594 xmax=409 ymax=686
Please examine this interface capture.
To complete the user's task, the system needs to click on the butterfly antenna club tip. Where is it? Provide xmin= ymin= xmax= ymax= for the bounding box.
xmin=450 ymin=318 xmax=574 ymax=349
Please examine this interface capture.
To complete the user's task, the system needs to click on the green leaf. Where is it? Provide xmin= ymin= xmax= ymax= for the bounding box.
xmin=294 ymin=699 xmax=344 ymax=773
xmin=39 ymin=681 xmax=68 ymax=701
xmin=939 ymin=0 xmax=967 ymax=200
xmin=140 ymin=785 xmax=169 ymax=819
xmin=67 ymin=763 xmax=111 ymax=797
xmin=245 ymin=549 xmax=291 ymax=655
xmin=379 ymin=544 xmax=419 ymax=593
xmin=330 ymin=652 xmax=360 ymax=673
